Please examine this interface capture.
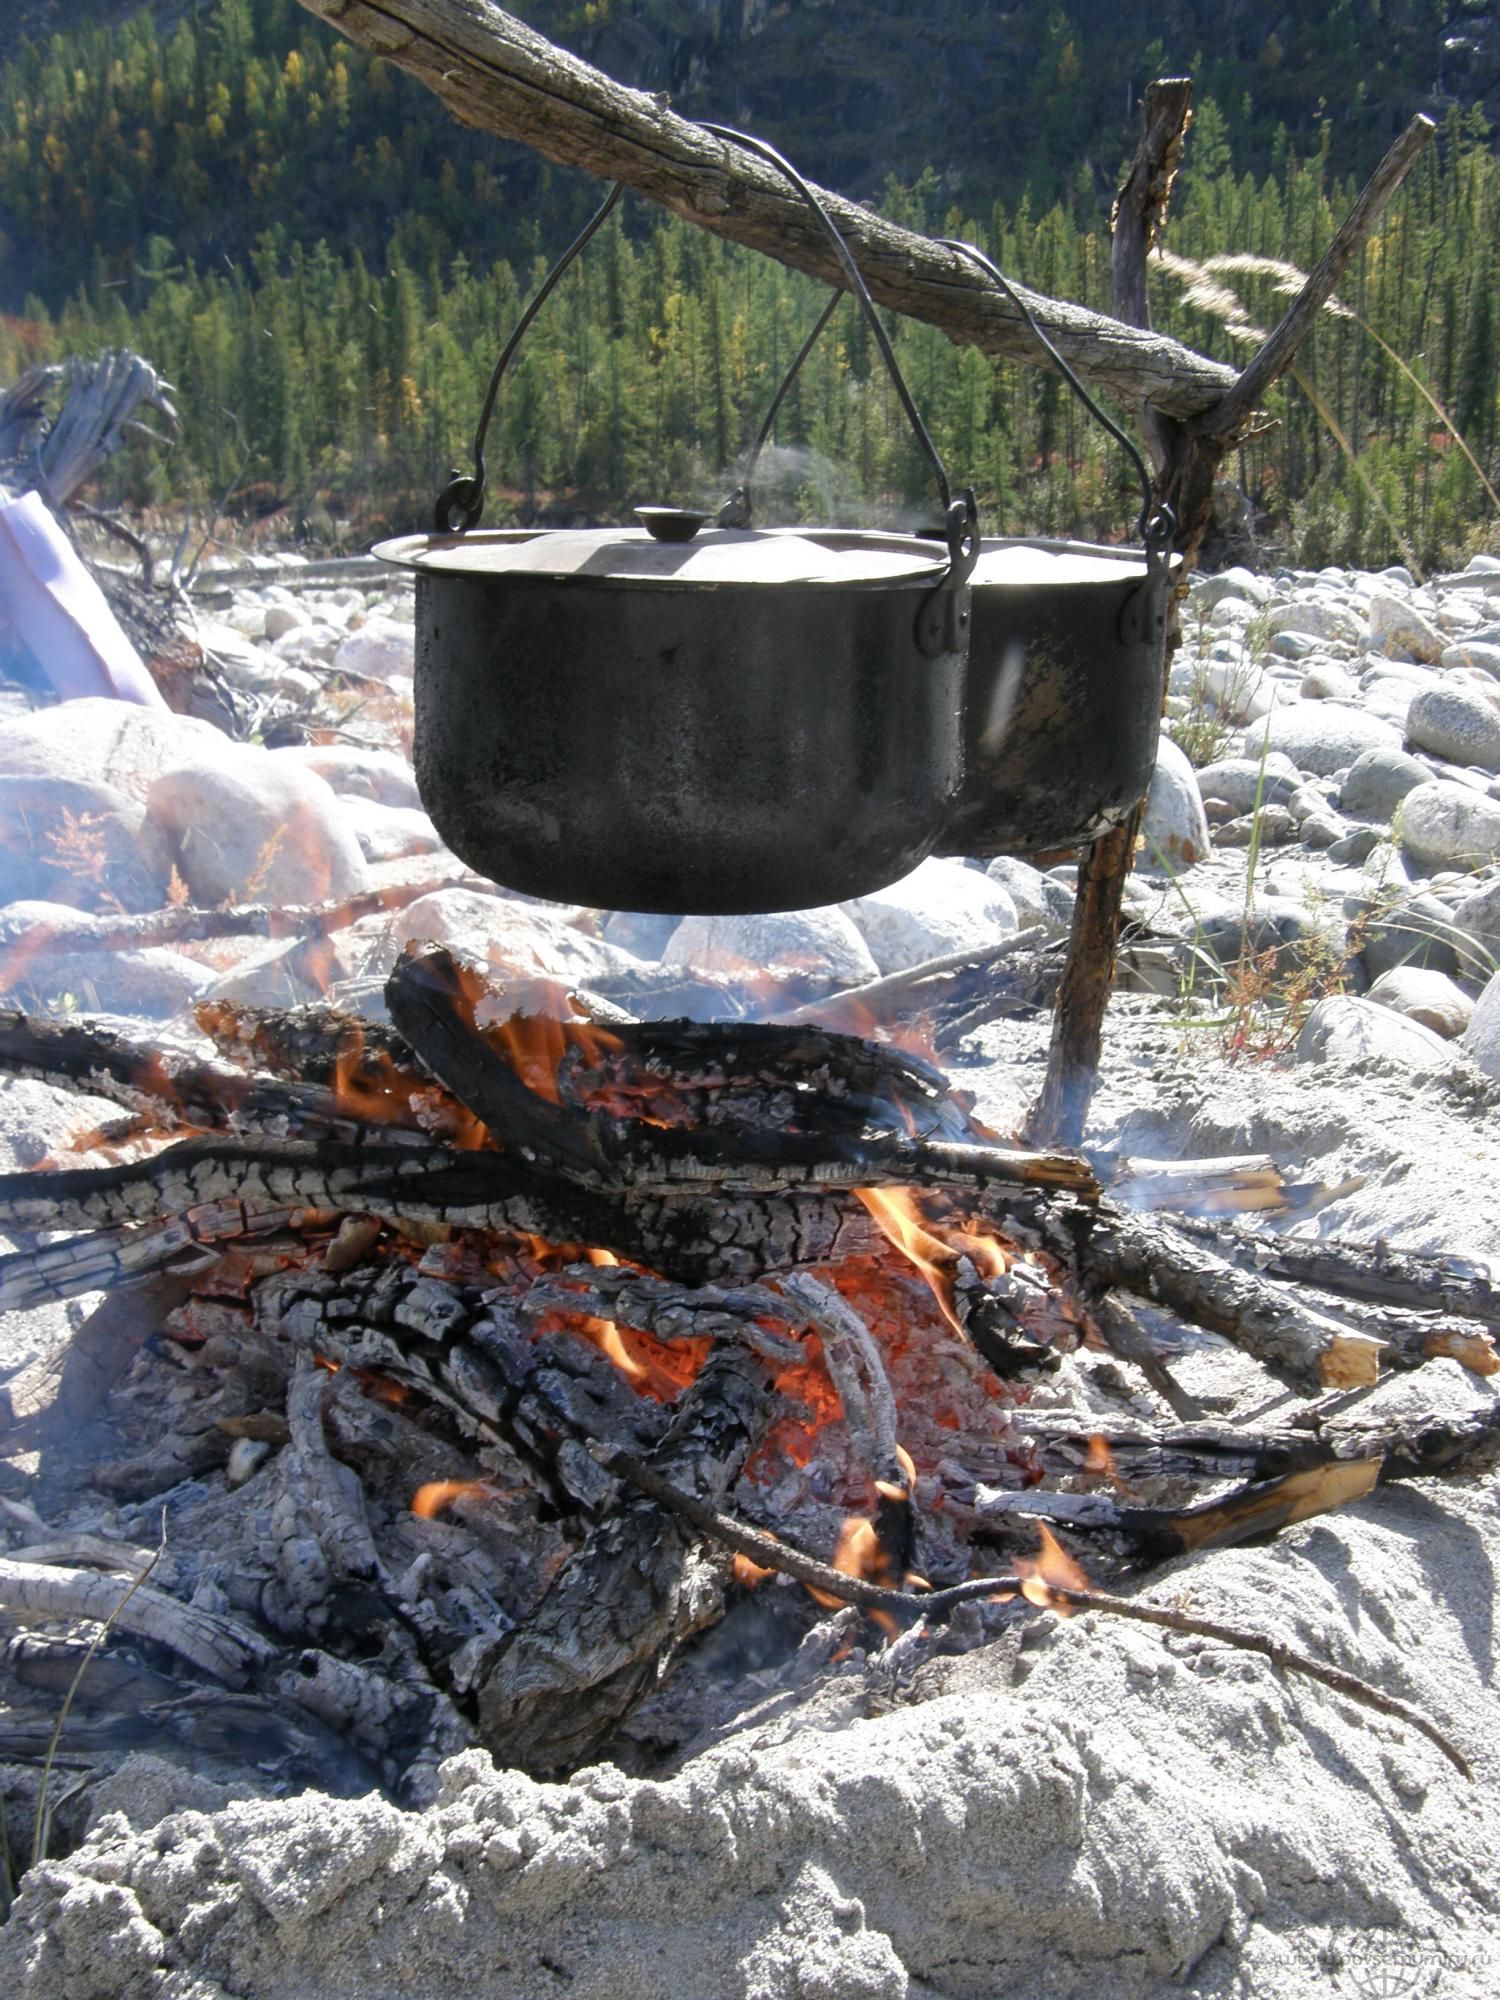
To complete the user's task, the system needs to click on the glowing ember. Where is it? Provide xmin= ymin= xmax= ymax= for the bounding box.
xmin=330 ymin=1024 xmax=488 ymax=1150
xmin=411 ymin=1479 xmax=495 ymax=1519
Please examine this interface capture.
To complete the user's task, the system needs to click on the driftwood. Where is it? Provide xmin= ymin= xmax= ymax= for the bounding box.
xmin=0 ymin=352 xmax=177 ymax=511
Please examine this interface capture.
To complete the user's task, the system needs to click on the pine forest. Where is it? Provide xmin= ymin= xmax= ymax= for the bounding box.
xmin=3 ymin=0 xmax=1500 ymax=571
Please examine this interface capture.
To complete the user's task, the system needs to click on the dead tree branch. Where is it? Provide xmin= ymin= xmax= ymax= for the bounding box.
xmin=297 ymin=0 xmax=1233 ymax=420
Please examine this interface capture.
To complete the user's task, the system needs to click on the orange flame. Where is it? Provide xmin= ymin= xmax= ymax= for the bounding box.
xmin=411 ymin=1479 xmax=493 ymax=1519
xmin=326 ymin=1024 xmax=486 ymax=1150
xmin=732 ymin=1553 xmax=775 ymax=1589
xmin=856 ymin=1188 xmax=1010 ymax=1336
xmin=1015 ymin=1521 xmax=1092 ymax=1615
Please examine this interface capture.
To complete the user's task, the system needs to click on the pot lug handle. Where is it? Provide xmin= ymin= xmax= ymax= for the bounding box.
xmin=915 ymin=490 xmax=980 ymax=658
xmin=1118 ymin=501 xmax=1178 ymax=648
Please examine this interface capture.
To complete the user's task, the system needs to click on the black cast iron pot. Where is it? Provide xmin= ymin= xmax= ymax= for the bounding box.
xmin=376 ymin=525 xmax=971 ymax=913
xmin=935 ymin=537 xmax=1176 ymax=857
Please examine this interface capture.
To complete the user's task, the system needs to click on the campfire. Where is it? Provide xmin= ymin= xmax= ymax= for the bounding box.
xmin=0 ymin=935 xmax=1492 ymax=1811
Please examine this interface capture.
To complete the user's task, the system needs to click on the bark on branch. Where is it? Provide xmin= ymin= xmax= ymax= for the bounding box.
xmin=297 ymin=0 xmax=1235 ymax=420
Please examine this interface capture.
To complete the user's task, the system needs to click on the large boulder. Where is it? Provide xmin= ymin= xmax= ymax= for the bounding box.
xmin=395 ymin=889 xmax=646 ymax=988
xmin=1396 ymin=782 xmax=1500 ymax=871
xmin=1253 ymin=702 xmax=1404 ymax=776
xmin=1450 ymin=876 xmax=1500 ymax=979
xmin=1366 ymin=966 xmax=1474 ymax=1039
xmin=147 ymin=752 xmax=372 ymax=908
xmin=1296 ymin=994 xmax=1454 ymax=1072
xmin=0 ymin=698 xmax=227 ymax=803
xmin=841 ymin=857 xmax=1017 ymax=974
xmin=1193 ymin=753 xmax=1301 ymax=814
xmin=1405 ymin=682 xmax=1500 ymax=772
xmin=1337 ymin=747 xmax=1434 ymax=822
xmin=1366 ymin=591 xmax=1448 ymax=663
xmin=331 ymin=615 xmax=415 ymax=683
xmin=1462 ymin=969 xmax=1500 ymax=1078
xmin=272 ymin=745 xmax=422 ymax=810
xmin=984 ymin=855 xmax=1076 ymax=933
xmin=1347 ymin=888 xmax=1462 ymax=981
xmin=1439 ymin=640 xmax=1500 ymax=680
xmin=1266 ymin=599 xmax=1363 ymax=646
xmin=1138 ymin=734 xmax=1211 ymax=872
xmin=663 ymin=906 xmax=877 ymax=990
xmin=0 ymin=773 xmax=172 ymax=913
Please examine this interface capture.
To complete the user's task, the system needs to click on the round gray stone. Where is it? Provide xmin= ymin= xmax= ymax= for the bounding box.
xmin=1396 ymin=782 xmax=1500 ymax=870
xmin=1449 ymin=876 xmax=1500 ymax=979
xmin=1366 ymin=966 xmax=1474 ymax=1038
xmin=147 ymin=752 xmax=372 ymax=908
xmin=1405 ymin=682 xmax=1500 ymax=772
xmin=1254 ymin=703 xmax=1403 ymax=777
xmin=1296 ymin=994 xmax=1453 ymax=1072
xmin=984 ymin=855 xmax=1076 ymax=934
xmin=1138 ymin=734 xmax=1212 ymax=873
xmin=1348 ymin=889 xmax=1462 ymax=980
xmin=843 ymin=858 xmax=1017 ymax=974
xmin=1462 ymin=969 xmax=1500 ymax=1079
xmin=1338 ymin=747 xmax=1434 ymax=821
xmin=1192 ymin=753 xmax=1300 ymax=813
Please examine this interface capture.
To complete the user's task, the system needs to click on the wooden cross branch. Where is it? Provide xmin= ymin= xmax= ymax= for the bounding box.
xmin=298 ymin=0 xmax=1235 ymax=419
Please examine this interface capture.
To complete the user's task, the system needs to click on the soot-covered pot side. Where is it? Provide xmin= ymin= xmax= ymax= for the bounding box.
xmin=400 ymin=530 xmax=968 ymax=913
xmin=935 ymin=538 xmax=1175 ymax=858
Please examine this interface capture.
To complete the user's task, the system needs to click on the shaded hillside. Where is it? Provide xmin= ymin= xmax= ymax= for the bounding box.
xmin=2 ymin=0 xmax=1498 ymax=316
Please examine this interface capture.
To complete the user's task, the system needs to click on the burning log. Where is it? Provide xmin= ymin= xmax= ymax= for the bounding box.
xmin=478 ymin=1341 xmax=773 ymax=1774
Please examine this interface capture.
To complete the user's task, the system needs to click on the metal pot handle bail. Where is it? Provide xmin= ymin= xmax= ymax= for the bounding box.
xmin=698 ymin=123 xmax=977 ymax=650
xmin=433 ymin=182 xmax=626 ymax=535
xmin=941 ymin=236 xmax=1176 ymax=636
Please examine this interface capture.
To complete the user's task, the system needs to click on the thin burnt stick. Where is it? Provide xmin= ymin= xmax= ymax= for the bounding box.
xmin=521 ymin=1266 xmax=804 ymax=1364
xmin=0 ymin=875 xmax=489 ymax=973
xmin=1169 ymin=1212 xmax=1500 ymax=1331
xmin=594 ymin=1437 xmax=1021 ymax=1616
xmin=1091 ymin=1290 xmax=1206 ymax=1420
xmin=770 ymin=930 xmax=1049 ymax=1026
xmin=777 ymin=1271 xmax=903 ymax=1486
xmin=476 ymin=1341 xmax=775 ymax=1774
xmin=1031 ymin=1579 xmax=1469 ymax=1778
xmin=0 ymin=1273 xmax=196 ymax=1428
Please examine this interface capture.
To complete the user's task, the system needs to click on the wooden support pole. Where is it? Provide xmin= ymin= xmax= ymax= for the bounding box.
xmin=1025 ymin=79 xmax=1194 ymax=1151
xmin=1026 ymin=102 xmax=1436 ymax=1149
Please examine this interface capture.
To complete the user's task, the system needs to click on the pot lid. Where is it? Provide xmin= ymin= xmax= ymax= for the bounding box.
xmin=970 ymin=539 xmax=1153 ymax=586
xmin=373 ymin=525 xmax=950 ymax=587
